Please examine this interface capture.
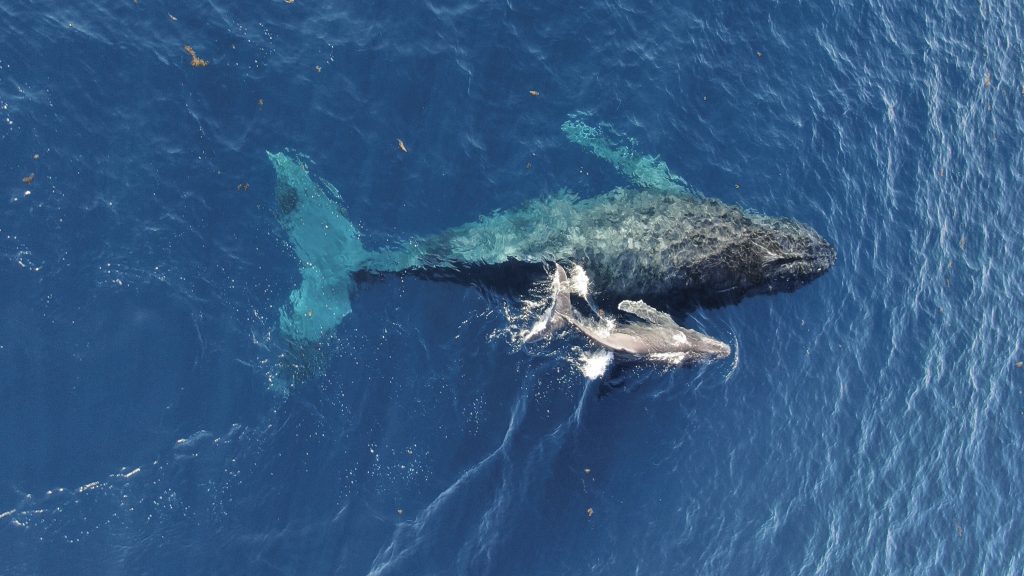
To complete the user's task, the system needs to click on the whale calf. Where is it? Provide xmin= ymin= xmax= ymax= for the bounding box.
xmin=527 ymin=263 xmax=731 ymax=366
xmin=268 ymin=116 xmax=835 ymax=342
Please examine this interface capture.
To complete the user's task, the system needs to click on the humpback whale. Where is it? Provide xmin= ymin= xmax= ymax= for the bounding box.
xmin=268 ymin=116 xmax=835 ymax=343
xmin=526 ymin=263 xmax=731 ymax=366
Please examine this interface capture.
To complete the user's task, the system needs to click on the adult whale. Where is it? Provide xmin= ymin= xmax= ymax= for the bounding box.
xmin=268 ymin=116 xmax=835 ymax=342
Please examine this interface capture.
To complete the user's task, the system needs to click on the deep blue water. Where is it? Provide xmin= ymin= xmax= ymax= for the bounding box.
xmin=2 ymin=1 xmax=1023 ymax=574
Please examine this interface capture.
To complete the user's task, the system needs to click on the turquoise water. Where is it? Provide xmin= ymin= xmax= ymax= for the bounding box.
xmin=2 ymin=1 xmax=1023 ymax=574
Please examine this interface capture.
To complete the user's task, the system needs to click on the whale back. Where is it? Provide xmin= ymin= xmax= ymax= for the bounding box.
xmin=395 ymin=187 xmax=834 ymax=310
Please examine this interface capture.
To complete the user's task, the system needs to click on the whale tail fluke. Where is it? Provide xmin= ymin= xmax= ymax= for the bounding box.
xmin=522 ymin=262 xmax=573 ymax=342
xmin=267 ymin=151 xmax=367 ymax=342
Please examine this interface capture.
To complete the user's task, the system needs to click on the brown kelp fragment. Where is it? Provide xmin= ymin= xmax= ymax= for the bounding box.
xmin=184 ymin=45 xmax=208 ymax=67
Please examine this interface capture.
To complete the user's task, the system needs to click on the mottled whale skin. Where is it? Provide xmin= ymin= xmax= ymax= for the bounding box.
xmin=385 ymin=185 xmax=835 ymax=306
xmin=268 ymin=117 xmax=835 ymax=342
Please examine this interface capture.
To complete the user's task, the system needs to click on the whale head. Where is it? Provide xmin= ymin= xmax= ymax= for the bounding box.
xmin=690 ymin=212 xmax=836 ymax=305
xmin=747 ymin=218 xmax=836 ymax=295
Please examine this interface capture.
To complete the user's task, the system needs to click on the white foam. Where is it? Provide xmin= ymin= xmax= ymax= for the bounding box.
xmin=77 ymin=481 xmax=101 ymax=494
xmin=569 ymin=264 xmax=591 ymax=299
xmin=578 ymin=349 xmax=614 ymax=379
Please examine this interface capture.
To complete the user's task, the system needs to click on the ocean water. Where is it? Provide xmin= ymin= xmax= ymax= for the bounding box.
xmin=1 ymin=0 xmax=1022 ymax=574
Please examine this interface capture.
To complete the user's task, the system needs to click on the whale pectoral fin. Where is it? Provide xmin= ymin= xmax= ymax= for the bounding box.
xmin=616 ymin=299 xmax=680 ymax=328
xmin=561 ymin=114 xmax=697 ymax=196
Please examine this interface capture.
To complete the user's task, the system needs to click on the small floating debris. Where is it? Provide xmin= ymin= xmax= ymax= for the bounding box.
xmin=77 ymin=481 xmax=101 ymax=494
xmin=397 ymin=139 xmax=408 ymax=153
xmin=285 ymin=0 xmax=295 ymax=3
xmin=959 ymin=235 xmax=965 ymax=251
xmin=586 ymin=507 xmax=594 ymax=518
xmin=314 ymin=65 xmax=322 ymax=73
xmin=396 ymin=508 xmax=404 ymax=515
xmin=735 ymin=183 xmax=741 ymax=189
xmin=184 ymin=45 xmax=208 ymax=67
xmin=168 ymin=13 xmax=177 ymax=21
xmin=756 ymin=51 xmax=763 ymax=58
xmin=584 ymin=468 xmax=591 ymax=475
xmin=529 ymin=90 xmax=540 ymax=97
xmin=32 ymin=153 xmax=39 ymax=160
xmin=237 ymin=182 xmax=249 ymax=192
xmin=22 ymin=173 xmax=34 ymax=185
xmin=983 ymin=72 xmax=991 ymax=88
xmin=1016 ymin=361 xmax=1023 ymax=369
xmin=257 ymin=98 xmax=264 ymax=108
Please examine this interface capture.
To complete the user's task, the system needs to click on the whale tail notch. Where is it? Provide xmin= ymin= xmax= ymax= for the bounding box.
xmin=267 ymin=151 xmax=367 ymax=342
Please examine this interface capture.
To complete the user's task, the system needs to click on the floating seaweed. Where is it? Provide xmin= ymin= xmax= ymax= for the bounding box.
xmin=184 ymin=45 xmax=208 ymax=68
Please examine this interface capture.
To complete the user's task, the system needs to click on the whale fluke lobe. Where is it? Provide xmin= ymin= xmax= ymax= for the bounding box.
xmin=522 ymin=263 xmax=572 ymax=343
xmin=267 ymin=151 xmax=366 ymax=342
